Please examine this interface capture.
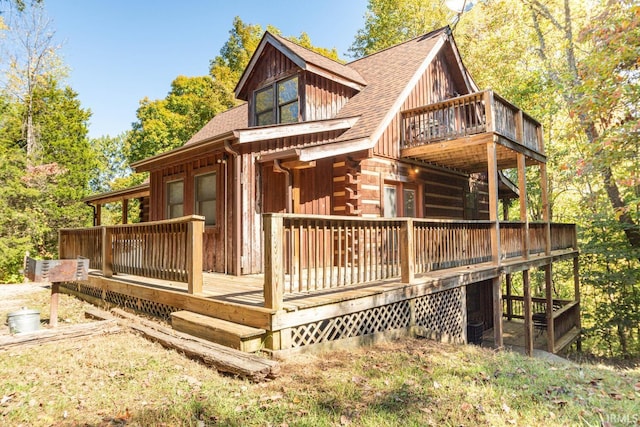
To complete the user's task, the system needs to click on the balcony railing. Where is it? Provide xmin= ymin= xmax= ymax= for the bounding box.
xmin=401 ymin=90 xmax=543 ymax=153
xmin=264 ymin=214 xmax=577 ymax=309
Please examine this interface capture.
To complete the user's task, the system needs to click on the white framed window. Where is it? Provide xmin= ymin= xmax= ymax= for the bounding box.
xmin=404 ymin=188 xmax=416 ymax=217
xmin=254 ymin=76 xmax=299 ymax=126
xmin=195 ymin=172 xmax=217 ymax=226
xmin=384 ymin=185 xmax=397 ymax=218
xmin=166 ymin=180 xmax=184 ymax=219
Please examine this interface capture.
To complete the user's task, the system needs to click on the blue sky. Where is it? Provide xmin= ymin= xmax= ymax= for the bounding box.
xmin=44 ymin=0 xmax=368 ymax=138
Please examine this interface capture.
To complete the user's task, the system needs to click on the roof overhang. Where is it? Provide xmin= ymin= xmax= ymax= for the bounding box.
xmin=131 ymin=131 xmax=234 ymax=172
xmin=236 ymin=116 xmax=359 ymax=144
xmin=83 ymin=182 xmax=150 ymax=205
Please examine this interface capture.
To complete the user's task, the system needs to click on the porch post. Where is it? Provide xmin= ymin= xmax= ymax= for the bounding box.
xmin=264 ymin=214 xmax=284 ymax=310
xmin=487 ymin=140 xmax=501 ymax=265
xmin=573 ymin=254 xmax=582 ymax=351
xmin=102 ymin=226 xmax=113 ymax=278
xmin=492 ymin=276 xmax=503 ymax=348
xmin=400 ymin=219 xmax=415 ymax=283
xmin=540 ymin=163 xmax=551 ymax=255
xmin=523 ymin=269 xmax=533 ymax=356
xmin=517 ymin=153 xmax=529 ymax=259
xmin=487 ymin=139 xmax=503 ymax=348
xmin=187 ymin=217 xmax=204 ymax=295
xmin=505 ymin=274 xmax=513 ymax=320
xmin=121 ymin=198 xmax=128 ymax=225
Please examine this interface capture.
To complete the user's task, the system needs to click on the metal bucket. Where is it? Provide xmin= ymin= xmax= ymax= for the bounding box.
xmin=7 ymin=308 xmax=40 ymax=334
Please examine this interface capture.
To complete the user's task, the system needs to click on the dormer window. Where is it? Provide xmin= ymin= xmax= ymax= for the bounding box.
xmin=254 ymin=76 xmax=299 ymax=126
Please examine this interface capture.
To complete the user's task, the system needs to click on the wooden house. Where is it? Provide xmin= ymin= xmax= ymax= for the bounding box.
xmin=62 ymin=27 xmax=580 ymax=357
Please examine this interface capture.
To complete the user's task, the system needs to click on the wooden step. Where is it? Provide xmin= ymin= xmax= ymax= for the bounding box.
xmin=171 ymin=311 xmax=266 ymax=353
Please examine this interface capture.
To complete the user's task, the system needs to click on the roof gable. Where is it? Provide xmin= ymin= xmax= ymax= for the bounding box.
xmin=235 ymin=32 xmax=366 ymax=100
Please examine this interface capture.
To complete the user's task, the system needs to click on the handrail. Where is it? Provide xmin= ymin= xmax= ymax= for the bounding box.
xmin=59 ymin=215 xmax=205 ymax=294
xmin=264 ymin=214 xmax=577 ymax=309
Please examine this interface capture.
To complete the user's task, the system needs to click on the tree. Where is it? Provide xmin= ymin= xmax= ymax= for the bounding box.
xmin=1 ymin=2 xmax=64 ymax=163
xmin=349 ymin=0 xmax=452 ymax=57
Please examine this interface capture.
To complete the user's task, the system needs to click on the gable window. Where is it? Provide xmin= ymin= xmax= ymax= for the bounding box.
xmin=254 ymin=76 xmax=298 ymax=126
xmin=195 ymin=172 xmax=217 ymax=226
xmin=166 ymin=180 xmax=184 ymax=219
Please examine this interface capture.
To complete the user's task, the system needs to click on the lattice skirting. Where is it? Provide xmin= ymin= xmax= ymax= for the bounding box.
xmin=61 ymin=282 xmax=178 ymax=321
xmin=290 ymin=287 xmax=466 ymax=348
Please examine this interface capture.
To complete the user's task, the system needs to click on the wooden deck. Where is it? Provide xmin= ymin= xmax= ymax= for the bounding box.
xmin=86 ymin=247 xmax=576 ymax=314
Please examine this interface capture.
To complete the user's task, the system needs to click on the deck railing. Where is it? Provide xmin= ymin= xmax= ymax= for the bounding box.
xmin=58 ymin=227 xmax=103 ymax=269
xmin=401 ymin=90 xmax=543 ymax=153
xmin=263 ymin=214 xmax=577 ymax=309
xmin=59 ymin=215 xmax=204 ymax=294
xmin=503 ymin=295 xmax=581 ymax=351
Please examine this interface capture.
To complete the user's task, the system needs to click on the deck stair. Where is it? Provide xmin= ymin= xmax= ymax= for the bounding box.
xmin=171 ymin=310 xmax=266 ymax=353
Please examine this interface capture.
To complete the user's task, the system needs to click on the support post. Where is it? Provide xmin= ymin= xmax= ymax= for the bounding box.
xmin=102 ymin=226 xmax=113 ymax=278
xmin=492 ymin=276 xmax=503 ymax=348
xmin=487 ymin=140 xmax=501 ymax=265
xmin=573 ymin=256 xmax=582 ymax=351
xmin=121 ymin=198 xmax=128 ymax=225
xmin=545 ymin=264 xmax=555 ymax=353
xmin=505 ymin=273 xmax=513 ymax=320
xmin=187 ymin=217 xmax=204 ymax=295
xmin=540 ymin=163 xmax=551 ymax=255
xmin=50 ymin=282 xmax=60 ymax=328
xmin=484 ymin=90 xmax=495 ymax=133
xmin=517 ymin=153 xmax=530 ymax=259
xmin=523 ymin=270 xmax=533 ymax=356
xmin=400 ymin=219 xmax=415 ymax=283
xmin=264 ymin=214 xmax=284 ymax=310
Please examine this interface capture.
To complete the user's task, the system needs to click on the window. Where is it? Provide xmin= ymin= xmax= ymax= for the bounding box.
xmin=404 ymin=189 xmax=416 ymax=217
xmin=195 ymin=172 xmax=217 ymax=226
xmin=253 ymin=76 xmax=298 ymax=126
xmin=166 ymin=180 xmax=184 ymax=219
xmin=384 ymin=185 xmax=397 ymax=218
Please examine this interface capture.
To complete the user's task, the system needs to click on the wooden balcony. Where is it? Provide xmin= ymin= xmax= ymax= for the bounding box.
xmin=401 ymin=90 xmax=545 ymax=172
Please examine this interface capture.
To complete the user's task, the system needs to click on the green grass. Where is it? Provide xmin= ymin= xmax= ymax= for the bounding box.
xmin=1 ymin=286 xmax=639 ymax=426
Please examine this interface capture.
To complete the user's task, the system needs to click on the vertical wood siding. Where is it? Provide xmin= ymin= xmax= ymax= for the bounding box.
xmin=304 ymin=73 xmax=356 ymax=121
xmin=374 ymin=51 xmax=461 ymax=158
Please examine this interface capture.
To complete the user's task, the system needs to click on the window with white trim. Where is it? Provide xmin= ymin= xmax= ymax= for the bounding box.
xmin=195 ymin=172 xmax=217 ymax=226
xmin=166 ymin=180 xmax=184 ymax=219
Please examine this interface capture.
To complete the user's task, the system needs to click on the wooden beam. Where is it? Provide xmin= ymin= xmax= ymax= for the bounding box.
xmin=400 ymin=219 xmax=415 ymax=283
xmin=505 ymin=273 xmax=513 ymax=320
xmin=517 ymin=153 xmax=530 ymax=259
xmin=49 ymin=282 xmax=60 ymax=328
xmin=187 ymin=218 xmax=204 ymax=295
xmin=573 ymin=256 xmax=582 ymax=351
xmin=121 ymin=198 xmax=128 ymax=225
xmin=544 ymin=264 xmax=555 ymax=353
xmin=264 ymin=214 xmax=284 ymax=310
xmin=102 ymin=226 xmax=113 ymax=278
xmin=492 ymin=276 xmax=503 ymax=348
xmin=540 ymin=163 xmax=551 ymax=255
xmin=523 ymin=269 xmax=533 ymax=356
xmin=487 ymin=140 xmax=501 ymax=265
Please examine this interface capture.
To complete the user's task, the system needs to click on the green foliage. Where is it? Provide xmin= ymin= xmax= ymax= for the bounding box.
xmin=0 ymin=78 xmax=93 ymax=282
xmin=127 ymin=75 xmax=233 ymax=163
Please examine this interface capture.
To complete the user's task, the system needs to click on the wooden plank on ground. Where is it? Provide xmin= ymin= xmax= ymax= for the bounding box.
xmin=103 ymin=308 xmax=279 ymax=381
xmin=0 ymin=319 xmax=121 ymax=351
